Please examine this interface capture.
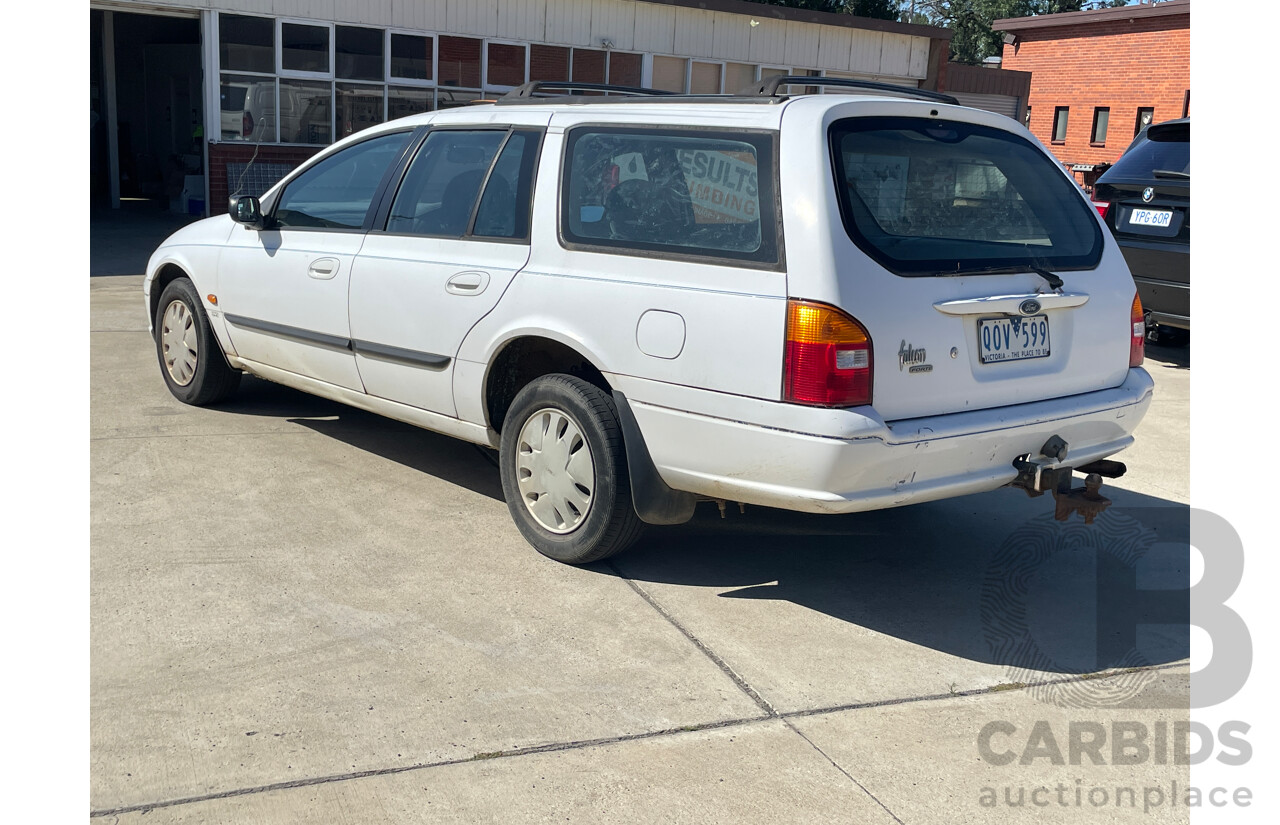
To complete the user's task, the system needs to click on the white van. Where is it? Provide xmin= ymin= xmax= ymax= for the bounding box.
xmin=145 ymin=79 xmax=1152 ymax=563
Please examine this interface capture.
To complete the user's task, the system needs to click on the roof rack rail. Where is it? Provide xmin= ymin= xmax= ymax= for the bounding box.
xmin=500 ymin=80 xmax=676 ymax=101
xmin=743 ymin=75 xmax=959 ymax=105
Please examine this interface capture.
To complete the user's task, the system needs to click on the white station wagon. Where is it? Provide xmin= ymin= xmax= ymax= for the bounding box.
xmin=145 ymin=78 xmax=1153 ymax=563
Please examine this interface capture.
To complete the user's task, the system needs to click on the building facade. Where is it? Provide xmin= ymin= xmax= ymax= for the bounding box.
xmin=994 ymin=0 xmax=1190 ymax=190
xmin=91 ymin=0 xmax=951 ymax=216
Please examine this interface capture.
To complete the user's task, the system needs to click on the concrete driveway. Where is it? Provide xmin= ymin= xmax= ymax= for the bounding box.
xmin=91 ymin=274 xmax=1191 ymax=823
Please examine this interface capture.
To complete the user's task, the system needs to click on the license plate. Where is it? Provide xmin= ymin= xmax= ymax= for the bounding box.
xmin=1129 ymin=208 xmax=1173 ymax=228
xmin=979 ymin=315 xmax=1051 ymax=364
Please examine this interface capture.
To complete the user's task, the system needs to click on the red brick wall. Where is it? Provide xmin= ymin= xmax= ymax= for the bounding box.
xmin=208 ymin=143 xmax=322 ymax=212
xmin=1001 ymin=12 xmax=1189 ymax=169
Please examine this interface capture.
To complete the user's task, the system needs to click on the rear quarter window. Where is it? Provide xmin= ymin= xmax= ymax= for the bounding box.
xmin=830 ymin=117 xmax=1102 ymax=276
xmin=561 ymin=127 xmax=780 ymax=267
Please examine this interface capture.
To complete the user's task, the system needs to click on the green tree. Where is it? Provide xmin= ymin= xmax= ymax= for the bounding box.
xmin=754 ymin=1 xmax=903 ymax=21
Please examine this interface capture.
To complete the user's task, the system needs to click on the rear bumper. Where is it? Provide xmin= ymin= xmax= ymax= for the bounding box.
xmin=620 ymin=369 xmax=1154 ymax=514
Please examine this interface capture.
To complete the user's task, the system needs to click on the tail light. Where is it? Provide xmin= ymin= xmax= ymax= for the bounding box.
xmin=1130 ymin=292 xmax=1145 ymax=367
xmin=784 ymin=299 xmax=873 ymax=407
xmin=1092 ymin=200 xmax=1110 ymax=219
xmin=242 ymin=112 xmax=254 ymax=137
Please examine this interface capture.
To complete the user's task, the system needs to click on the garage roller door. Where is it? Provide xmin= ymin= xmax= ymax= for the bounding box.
xmin=949 ymin=91 xmax=1021 ymax=120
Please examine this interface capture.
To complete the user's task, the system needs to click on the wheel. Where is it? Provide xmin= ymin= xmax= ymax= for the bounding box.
xmin=499 ymin=374 xmax=643 ymax=564
xmin=154 ymin=277 xmax=241 ymax=406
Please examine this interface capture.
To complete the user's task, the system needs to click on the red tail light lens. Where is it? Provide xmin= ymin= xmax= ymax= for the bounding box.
xmin=1130 ymin=292 xmax=1145 ymax=367
xmin=784 ymin=300 xmax=873 ymax=407
xmin=242 ymin=112 xmax=254 ymax=137
xmin=1092 ymin=200 xmax=1110 ymax=219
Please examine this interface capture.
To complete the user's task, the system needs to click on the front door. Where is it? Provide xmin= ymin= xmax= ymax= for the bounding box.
xmin=350 ymin=123 xmax=546 ymax=415
xmin=217 ymin=129 xmax=416 ymax=390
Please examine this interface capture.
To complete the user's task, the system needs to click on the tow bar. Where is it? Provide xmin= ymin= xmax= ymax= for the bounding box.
xmin=1008 ymin=436 xmax=1127 ymax=525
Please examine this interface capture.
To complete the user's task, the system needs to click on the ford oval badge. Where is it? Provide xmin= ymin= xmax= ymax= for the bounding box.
xmin=1019 ymin=298 xmax=1042 ymax=316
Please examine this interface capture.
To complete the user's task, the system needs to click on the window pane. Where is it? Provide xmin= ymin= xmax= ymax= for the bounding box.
xmin=572 ymin=49 xmax=606 ymax=84
xmin=219 ymin=14 xmax=273 ymax=74
xmin=474 ymin=132 xmax=539 ymax=239
xmin=438 ymin=36 xmax=482 ymax=89
xmin=390 ymin=34 xmax=433 ymax=81
xmin=282 ymin=23 xmax=330 ymax=74
xmin=724 ymin=63 xmax=756 ymax=94
xmin=564 ymin=129 xmax=777 ymax=262
xmin=1091 ymin=107 xmax=1109 ymax=144
xmin=651 ymin=57 xmax=686 ymax=93
xmin=279 ymin=79 xmax=332 ymax=144
xmin=1135 ymin=107 xmax=1154 ymax=136
xmin=690 ymin=62 xmax=722 ymax=94
xmin=487 ymin=42 xmax=526 ymax=87
xmin=221 ymin=75 xmax=276 ymax=142
xmin=336 ymin=26 xmax=383 ymax=81
xmin=276 ymin=131 xmax=413 ymax=228
xmin=387 ymin=130 xmax=506 ymax=235
xmin=608 ymin=52 xmax=643 ymax=87
xmin=831 ymin=117 xmax=1102 ymax=275
xmin=336 ymin=83 xmax=384 ymax=139
xmin=1053 ymin=108 xmax=1069 ymax=142
xmin=388 ymin=86 xmax=434 ymax=121
xmin=530 ymin=45 xmax=570 ymax=82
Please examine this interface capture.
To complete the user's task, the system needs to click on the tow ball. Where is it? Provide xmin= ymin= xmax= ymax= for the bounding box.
xmin=1008 ymin=436 xmax=1127 ymax=525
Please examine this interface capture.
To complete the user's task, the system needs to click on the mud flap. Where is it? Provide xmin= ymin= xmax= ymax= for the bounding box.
xmin=613 ymin=391 xmax=698 ymax=525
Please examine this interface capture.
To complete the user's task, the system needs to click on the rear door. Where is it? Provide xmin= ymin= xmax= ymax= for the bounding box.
xmin=349 ymin=117 xmax=548 ymax=416
xmin=785 ymin=104 xmax=1133 ymax=422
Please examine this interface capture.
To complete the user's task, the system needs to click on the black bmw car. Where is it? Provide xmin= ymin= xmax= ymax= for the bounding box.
xmin=1092 ymin=118 xmax=1190 ymax=342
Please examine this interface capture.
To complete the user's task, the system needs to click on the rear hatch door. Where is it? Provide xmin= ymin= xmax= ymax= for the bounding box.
xmin=793 ymin=108 xmax=1134 ymax=422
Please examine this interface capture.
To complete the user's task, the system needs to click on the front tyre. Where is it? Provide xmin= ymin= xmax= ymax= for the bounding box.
xmin=154 ymin=277 xmax=241 ymax=406
xmin=499 ymin=375 xmax=643 ymax=564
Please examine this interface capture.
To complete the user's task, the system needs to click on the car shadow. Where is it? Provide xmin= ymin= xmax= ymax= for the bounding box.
xmin=216 ymin=376 xmax=1189 ymax=675
xmin=215 ymin=376 xmax=504 ymax=501
xmin=604 ymin=489 xmax=1189 ymax=675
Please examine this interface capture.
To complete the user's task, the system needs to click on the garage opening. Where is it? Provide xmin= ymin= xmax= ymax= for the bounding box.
xmin=92 ymin=8 xmax=207 ymax=274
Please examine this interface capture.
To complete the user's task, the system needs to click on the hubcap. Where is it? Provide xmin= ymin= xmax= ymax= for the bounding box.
xmin=516 ymin=408 xmax=595 ymax=534
xmin=160 ymin=299 xmax=199 ymax=386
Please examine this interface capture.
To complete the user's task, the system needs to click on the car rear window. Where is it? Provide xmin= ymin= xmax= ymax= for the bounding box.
xmin=561 ymin=127 xmax=779 ymax=266
xmin=830 ymin=117 xmax=1102 ymax=276
xmin=1106 ymin=121 xmax=1189 ymax=180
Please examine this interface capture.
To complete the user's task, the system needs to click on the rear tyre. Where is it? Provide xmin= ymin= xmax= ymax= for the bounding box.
xmin=499 ymin=374 xmax=643 ymax=564
xmin=154 ymin=277 xmax=241 ymax=406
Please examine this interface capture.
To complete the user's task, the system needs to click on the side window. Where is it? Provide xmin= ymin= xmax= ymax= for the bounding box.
xmin=273 ymin=131 xmax=412 ymax=229
xmin=561 ymin=128 xmax=778 ymax=265
xmin=473 ymin=131 xmax=540 ymax=240
xmin=386 ymin=130 xmax=506 ymax=236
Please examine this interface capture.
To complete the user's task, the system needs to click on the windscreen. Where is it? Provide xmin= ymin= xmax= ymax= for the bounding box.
xmin=830 ymin=117 xmax=1103 ymax=276
xmin=1107 ymin=122 xmax=1190 ymax=179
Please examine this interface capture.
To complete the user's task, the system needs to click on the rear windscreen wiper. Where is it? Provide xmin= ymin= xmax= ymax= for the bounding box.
xmin=1152 ymin=169 xmax=1190 ymax=180
xmin=933 ymin=264 xmax=1064 ymax=290
xmin=1029 ymin=265 xmax=1064 ymax=291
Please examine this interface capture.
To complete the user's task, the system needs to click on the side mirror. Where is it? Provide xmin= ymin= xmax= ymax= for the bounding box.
xmin=229 ymin=195 xmax=264 ymax=228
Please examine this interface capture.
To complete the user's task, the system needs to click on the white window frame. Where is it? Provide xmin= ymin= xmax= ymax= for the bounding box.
xmin=482 ymin=38 xmax=530 ymax=94
xmin=386 ymin=29 xmax=437 ymax=88
xmin=649 ymin=54 xmax=691 ymax=93
xmin=688 ymin=59 xmax=726 ymax=95
xmin=212 ymin=10 xmax=279 ymax=143
xmin=333 ymin=23 xmax=387 ymax=84
xmin=436 ymin=33 xmax=485 ymax=93
xmin=277 ymin=18 xmax=334 ymax=80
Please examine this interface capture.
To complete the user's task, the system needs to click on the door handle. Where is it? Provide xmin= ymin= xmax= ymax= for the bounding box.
xmin=308 ymin=257 xmax=340 ymax=280
xmin=446 ymin=270 xmax=490 ymax=296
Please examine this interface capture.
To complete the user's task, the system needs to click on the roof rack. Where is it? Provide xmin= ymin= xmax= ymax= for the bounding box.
xmin=500 ymin=81 xmax=676 ymax=101
xmin=743 ymin=75 xmax=959 ymax=105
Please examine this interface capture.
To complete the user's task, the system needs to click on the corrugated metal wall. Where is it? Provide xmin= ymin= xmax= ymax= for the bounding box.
xmin=103 ymin=0 xmax=930 ymax=80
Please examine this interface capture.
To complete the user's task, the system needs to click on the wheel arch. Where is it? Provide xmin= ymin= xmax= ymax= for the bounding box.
xmin=481 ymin=333 xmax=612 ymax=434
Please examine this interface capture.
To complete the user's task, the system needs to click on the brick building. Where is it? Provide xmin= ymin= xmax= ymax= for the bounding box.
xmin=994 ymin=0 xmax=1190 ymax=190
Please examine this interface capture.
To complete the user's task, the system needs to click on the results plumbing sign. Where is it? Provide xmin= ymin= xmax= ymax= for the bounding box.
xmin=676 ymin=149 xmax=760 ymax=224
